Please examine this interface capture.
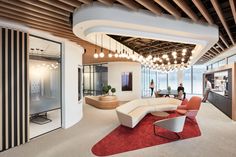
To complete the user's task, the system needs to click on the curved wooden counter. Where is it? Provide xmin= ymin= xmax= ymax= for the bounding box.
xmin=85 ymin=96 xmax=119 ymax=109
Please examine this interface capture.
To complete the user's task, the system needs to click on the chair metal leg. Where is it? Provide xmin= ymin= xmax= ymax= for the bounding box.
xmin=153 ymin=125 xmax=181 ymax=140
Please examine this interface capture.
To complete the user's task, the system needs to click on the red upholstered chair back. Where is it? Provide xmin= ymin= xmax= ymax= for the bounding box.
xmin=186 ymin=96 xmax=201 ymax=110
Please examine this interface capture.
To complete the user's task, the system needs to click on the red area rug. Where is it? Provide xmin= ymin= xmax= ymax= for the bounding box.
xmin=92 ymin=113 xmax=201 ymax=156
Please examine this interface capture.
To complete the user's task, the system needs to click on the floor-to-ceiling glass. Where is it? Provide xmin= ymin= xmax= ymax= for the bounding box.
xmin=168 ymin=71 xmax=178 ymax=89
xmin=193 ymin=65 xmax=205 ymax=94
xmin=183 ymin=68 xmax=192 ymax=94
xmin=29 ymin=35 xmax=62 ymax=138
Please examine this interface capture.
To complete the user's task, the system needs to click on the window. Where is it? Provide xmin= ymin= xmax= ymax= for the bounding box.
xmin=212 ymin=62 xmax=219 ymax=69
xmin=168 ymin=71 xmax=177 ymax=89
xmin=219 ymin=59 xmax=226 ymax=67
xmin=193 ymin=66 xmax=205 ymax=94
xmin=228 ymin=55 xmax=236 ymax=64
xmin=158 ymin=72 xmax=167 ymax=90
xmin=183 ymin=68 xmax=192 ymax=94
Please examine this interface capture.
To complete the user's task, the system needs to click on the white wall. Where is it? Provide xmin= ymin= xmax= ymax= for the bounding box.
xmin=62 ymin=41 xmax=84 ymax=129
xmin=108 ymin=62 xmax=141 ymax=101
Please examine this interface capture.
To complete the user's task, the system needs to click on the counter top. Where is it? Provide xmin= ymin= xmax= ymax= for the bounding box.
xmin=210 ymin=90 xmax=229 ymax=98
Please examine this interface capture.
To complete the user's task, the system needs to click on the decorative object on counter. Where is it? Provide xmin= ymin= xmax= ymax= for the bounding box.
xmin=167 ymin=86 xmax=171 ymax=93
xmin=99 ymin=84 xmax=117 ymax=102
xmin=111 ymin=88 xmax=116 ymax=95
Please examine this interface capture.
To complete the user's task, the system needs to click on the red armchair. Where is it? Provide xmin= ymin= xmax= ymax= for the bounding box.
xmin=176 ymin=96 xmax=202 ymax=121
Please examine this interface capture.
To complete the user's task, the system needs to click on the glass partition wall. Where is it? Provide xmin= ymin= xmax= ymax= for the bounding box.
xmin=29 ymin=35 xmax=62 ymax=138
xmin=83 ymin=64 xmax=108 ymax=96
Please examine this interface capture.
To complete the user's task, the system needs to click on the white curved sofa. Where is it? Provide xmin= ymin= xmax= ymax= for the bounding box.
xmin=116 ymin=97 xmax=182 ymax=128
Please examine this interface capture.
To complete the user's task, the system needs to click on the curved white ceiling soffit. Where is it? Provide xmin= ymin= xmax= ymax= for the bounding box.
xmin=73 ymin=2 xmax=218 ymax=65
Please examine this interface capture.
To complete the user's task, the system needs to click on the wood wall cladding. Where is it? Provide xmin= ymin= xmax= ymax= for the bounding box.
xmin=0 ymin=27 xmax=29 ymax=151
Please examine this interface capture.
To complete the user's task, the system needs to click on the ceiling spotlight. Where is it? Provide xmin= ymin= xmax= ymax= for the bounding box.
xmin=94 ymin=53 xmax=98 ymax=58
xmin=159 ymin=59 xmax=163 ymax=62
xmin=181 ymin=61 xmax=184 ymax=64
xmin=182 ymin=52 xmax=186 ymax=56
xmin=190 ymin=56 xmax=193 ymax=60
xmin=174 ymin=60 xmax=177 ymax=64
xmin=172 ymin=51 xmax=177 ymax=56
xmin=182 ymin=48 xmax=187 ymax=53
xmin=168 ymin=62 xmax=170 ymax=65
xmin=181 ymin=58 xmax=184 ymax=61
xmin=166 ymin=58 xmax=169 ymax=61
xmin=99 ymin=52 xmax=104 ymax=58
xmin=114 ymin=53 xmax=118 ymax=58
xmin=191 ymin=50 xmax=195 ymax=54
xmin=147 ymin=54 xmax=152 ymax=59
xmin=162 ymin=63 xmax=164 ymax=66
xmin=108 ymin=53 xmax=113 ymax=58
xmin=174 ymin=55 xmax=177 ymax=59
xmin=162 ymin=54 xmax=168 ymax=59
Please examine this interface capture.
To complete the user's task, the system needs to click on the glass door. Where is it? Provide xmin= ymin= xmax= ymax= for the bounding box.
xmin=29 ymin=35 xmax=62 ymax=138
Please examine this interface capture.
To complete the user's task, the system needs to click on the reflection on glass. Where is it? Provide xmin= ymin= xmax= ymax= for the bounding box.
xmin=29 ymin=60 xmax=61 ymax=115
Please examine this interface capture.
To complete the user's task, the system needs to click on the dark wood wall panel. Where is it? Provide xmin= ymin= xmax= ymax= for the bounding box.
xmin=0 ymin=27 xmax=28 ymax=151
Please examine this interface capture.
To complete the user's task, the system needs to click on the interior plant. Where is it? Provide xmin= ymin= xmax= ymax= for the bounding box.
xmin=102 ymin=84 xmax=116 ymax=96
xmin=111 ymin=88 xmax=116 ymax=95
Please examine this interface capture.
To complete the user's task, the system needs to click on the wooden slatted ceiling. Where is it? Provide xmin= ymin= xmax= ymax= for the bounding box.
xmin=0 ymin=0 xmax=235 ymax=65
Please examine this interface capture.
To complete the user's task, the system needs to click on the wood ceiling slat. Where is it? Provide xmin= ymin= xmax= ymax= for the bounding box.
xmin=97 ymin=0 xmax=115 ymax=6
xmin=0 ymin=2 xmax=70 ymax=26
xmin=135 ymin=0 xmax=162 ymax=16
xmin=229 ymin=0 xmax=236 ymax=24
xmin=58 ymin=0 xmax=82 ymax=8
xmin=209 ymin=49 xmax=218 ymax=55
xmin=192 ymin=0 xmax=214 ymax=25
xmin=0 ymin=11 xmax=72 ymax=34
xmin=77 ymin=0 xmax=93 ymax=5
xmin=18 ymin=0 xmax=70 ymax=17
xmin=211 ymin=0 xmax=235 ymax=44
xmin=116 ymin=0 xmax=141 ymax=11
xmin=219 ymin=33 xmax=230 ymax=48
xmin=154 ymin=0 xmax=181 ymax=19
xmin=212 ymin=47 xmax=221 ymax=54
xmin=39 ymin=0 xmax=75 ymax=12
xmin=173 ymin=0 xmax=199 ymax=22
xmin=207 ymin=51 xmax=215 ymax=57
xmin=216 ymin=42 xmax=225 ymax=51
xmin=0 ymin=0 xmax=69 ymax=22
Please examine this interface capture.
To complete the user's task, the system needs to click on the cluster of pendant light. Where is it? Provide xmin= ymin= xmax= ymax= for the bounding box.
xmin=93 ymin=35 xmax=195 ymax=72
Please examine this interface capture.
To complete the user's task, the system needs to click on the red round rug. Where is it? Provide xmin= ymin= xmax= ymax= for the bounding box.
xmin=92 ymin=113 xmax=201 ymax=156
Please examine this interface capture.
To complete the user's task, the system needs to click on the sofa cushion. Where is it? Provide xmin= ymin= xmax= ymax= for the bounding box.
xmin=129 ymin=106 xmax=154 ymax=118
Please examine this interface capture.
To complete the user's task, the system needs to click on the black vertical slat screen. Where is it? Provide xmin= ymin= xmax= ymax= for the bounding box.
xmin=0 ymin=27 xmax=29 ymax=151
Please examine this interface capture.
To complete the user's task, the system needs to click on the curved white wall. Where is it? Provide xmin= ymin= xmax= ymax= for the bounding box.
xmin=108 ymin=62 xmax=141 ymax=101
xmin=62 ymin=42 xmax=84 ymax=129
